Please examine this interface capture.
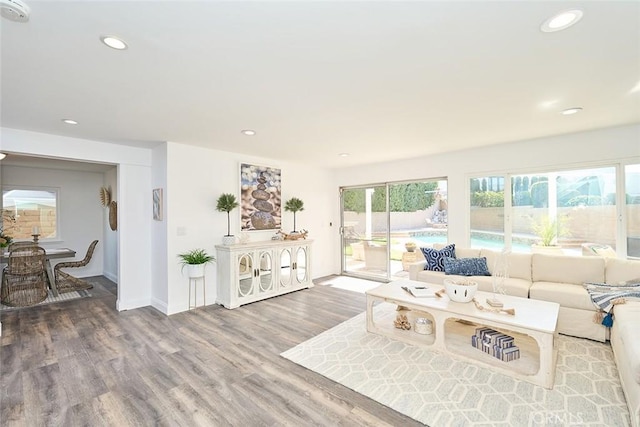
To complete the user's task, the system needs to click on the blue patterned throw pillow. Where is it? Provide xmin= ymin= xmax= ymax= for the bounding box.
xmin=420 ymin=244 xmax=456 ymax=271
xmin=443 ymin=257 xmax=491 ymax=276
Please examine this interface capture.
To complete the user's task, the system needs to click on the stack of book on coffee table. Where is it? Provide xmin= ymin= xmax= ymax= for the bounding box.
xmin=471 ymin=327 xmax=520 ymax=362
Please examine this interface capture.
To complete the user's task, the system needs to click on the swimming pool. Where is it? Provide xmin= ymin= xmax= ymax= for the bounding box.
xmin=412 ymin=234 xmax=532 ymax=253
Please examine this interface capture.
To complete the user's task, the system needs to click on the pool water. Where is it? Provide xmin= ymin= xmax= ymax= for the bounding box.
xmin=413 ymin=235 xmax=532 ymax=253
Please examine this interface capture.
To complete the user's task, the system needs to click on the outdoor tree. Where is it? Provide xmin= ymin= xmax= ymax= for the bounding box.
xmin=344 ymin=182 xmax=440 ymax=213
xmin=343 ymin=189 xmax=366 ymax=213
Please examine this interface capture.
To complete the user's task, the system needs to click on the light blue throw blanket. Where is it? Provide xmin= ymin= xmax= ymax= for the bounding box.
xmin=584 ymin=282 xmax=640 ymax=326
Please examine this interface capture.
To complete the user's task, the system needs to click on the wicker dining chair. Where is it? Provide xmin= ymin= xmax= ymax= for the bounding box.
xmin=6 ymin=241 xmax=38 ymax=251
xmin=1 ymin=245 xmax=49 ymax=307
xmin=54 ymin=240 xmax=98 ymax=293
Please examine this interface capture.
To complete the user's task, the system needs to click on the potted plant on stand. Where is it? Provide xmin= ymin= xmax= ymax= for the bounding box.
xmin=284 ymin=197 xmax=304 ymax=235
xmin=178 ymin=248 xmax=215 ymax=278
xmin=216 ymin=193 xmax=239 ymax=245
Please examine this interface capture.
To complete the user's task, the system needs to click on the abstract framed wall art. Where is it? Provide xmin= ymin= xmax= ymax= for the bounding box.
xmin=240 ymin=163 xmax=281 ymax=231
xmin=153 ymin=188 xmax=163 ymax=221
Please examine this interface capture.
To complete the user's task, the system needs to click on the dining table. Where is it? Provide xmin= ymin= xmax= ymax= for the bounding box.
xmin=1 ymin=247 xmax=77 ymax=297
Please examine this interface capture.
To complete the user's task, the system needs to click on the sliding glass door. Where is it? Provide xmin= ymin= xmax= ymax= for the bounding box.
xmin=341 ymin=186 xmax=389 ymax=280
xmin=626 ymin=164 xmax=640 ymax=258
xmin=340 ymin=178 xmax=448 ymax=281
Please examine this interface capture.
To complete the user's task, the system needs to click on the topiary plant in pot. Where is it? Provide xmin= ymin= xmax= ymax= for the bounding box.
xmin=284 ymin=197 xmax=305 ymax=233
xmin=178 ymin=248 xmax=215 ymax=278
xmin=216 ymin=193 xmax=239 ymax=245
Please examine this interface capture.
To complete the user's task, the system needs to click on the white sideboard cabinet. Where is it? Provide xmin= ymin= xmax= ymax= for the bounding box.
xmin=215 ymin=239 xmax=313 ymax=309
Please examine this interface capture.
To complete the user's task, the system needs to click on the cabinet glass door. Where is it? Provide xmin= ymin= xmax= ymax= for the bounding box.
xmin=259 ymin=251 xmax=273 ymax=292
xmin=280 ymin=249 xmax=292 ymax=287
xmin=296 ymin=247 xmax=307 ymax=283
xmin=238 ymin=253 xmax=254 ymax=297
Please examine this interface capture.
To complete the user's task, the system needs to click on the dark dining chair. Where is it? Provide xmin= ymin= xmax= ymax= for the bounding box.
xmin=54 ymin=240 xmax=98 ymax=293
xmin=1 ymin=245 xmax=49 ymax=307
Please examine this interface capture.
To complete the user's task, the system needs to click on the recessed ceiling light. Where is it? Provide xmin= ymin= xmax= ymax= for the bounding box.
xmin=561 ymin=107 xmax=583 ymax=115
xmin=241 ymin=130 xmax=256 ymax=136
xmin=0 ymin=0 xmax=30 ymax=22
xmin=100 ymin=35 xmax=128 ymax=50
xmin=0 ymin=153 xmax=6 ymax=160
xmin=62 ymin=119 xmax=78 ymax=125
xmin=339 ymin=153 xmax=350 ymax=157
xmin=541 ymin=9 xmax=583 ymax=33
xmin=539 ymin=100 xmax=559 ymax=109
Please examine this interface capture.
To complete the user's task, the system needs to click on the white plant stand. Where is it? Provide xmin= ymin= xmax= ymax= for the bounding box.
xmin=188 ymin=275 xmax=205 ymax=310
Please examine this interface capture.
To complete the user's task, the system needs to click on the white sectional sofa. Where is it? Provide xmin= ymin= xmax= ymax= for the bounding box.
xmin=408 ymin=244 xmax=640 ymax=426
xmin=611 ymin=301 xmax=640 ymax=427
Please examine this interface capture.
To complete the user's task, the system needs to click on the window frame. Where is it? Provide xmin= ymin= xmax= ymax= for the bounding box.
xmin=1 ymin=185 xmax=61 ymax=242
xmin=467 ymin=160 xmax=634 ymax=257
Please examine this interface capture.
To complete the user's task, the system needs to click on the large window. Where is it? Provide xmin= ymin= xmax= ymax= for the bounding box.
xmin=626 ymin=164 xmax=640 ymax=258
xmin=470 ymin=165 xmax=623 ymax=256
xmin=514 ymin=167 xmax=616 ymax=254
xmin=2 ymin=187 xmax=59 ymax=241
xmin=470 ymin=176 xmax=506 ymax=250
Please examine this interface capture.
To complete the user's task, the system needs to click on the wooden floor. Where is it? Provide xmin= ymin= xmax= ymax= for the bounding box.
xmin=0 ymin=277 xmax=424 ymax=426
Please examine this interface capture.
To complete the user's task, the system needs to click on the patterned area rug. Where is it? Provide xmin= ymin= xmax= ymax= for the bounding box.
xmin=281 ymin=303 xmax=630 ymax=426
xmin=0 ymin=289 xmax=91 ymax=311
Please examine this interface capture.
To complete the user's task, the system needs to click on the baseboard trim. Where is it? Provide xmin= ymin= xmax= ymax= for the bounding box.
xmin=116 ymin=297 xmax=151 ymax=311
xmin=103 ymin=271 xmax=118 ymax=283
xmin=151 ymin=297 xmax=169 ymax=315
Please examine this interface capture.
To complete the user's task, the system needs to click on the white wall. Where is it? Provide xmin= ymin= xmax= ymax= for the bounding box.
xmin=160 ymin=142 xmax=337 ymax=314
xmin=103 ymin=167 xmax=118 ymax=282
xmin=151 ymin=144 xmax=169 ymax=312
xmin=117 ymin=163 xmax=152 ymax=310
xmin=1 ymin=128 xmax=153 ymax=311
xmin=2 ymin=165 xmax=106 ymax=277
xmin=333 ymin=124 xmax=640 ymax=249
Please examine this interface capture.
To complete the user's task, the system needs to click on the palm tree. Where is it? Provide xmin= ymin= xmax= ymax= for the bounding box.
xmin=284 ymin=197 xmax=304 ymax=232
xmin=216 ymin=193 xmax=239 ymax=236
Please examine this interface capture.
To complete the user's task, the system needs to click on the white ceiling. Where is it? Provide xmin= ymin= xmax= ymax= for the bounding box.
xmin=1 ymin=1 xmax=639 ymax=169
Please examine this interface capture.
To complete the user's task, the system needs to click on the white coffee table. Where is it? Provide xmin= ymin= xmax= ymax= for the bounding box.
xmin=366 ymin=279 xmax=560 ymax=389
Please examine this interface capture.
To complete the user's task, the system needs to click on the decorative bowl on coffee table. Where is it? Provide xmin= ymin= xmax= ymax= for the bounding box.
xmin=444 ymin=278 xmax=478 ymax=303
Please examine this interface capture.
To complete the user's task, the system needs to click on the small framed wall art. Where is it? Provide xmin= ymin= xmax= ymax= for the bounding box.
xmin=153 ymin=188 xmax=163 ymax=221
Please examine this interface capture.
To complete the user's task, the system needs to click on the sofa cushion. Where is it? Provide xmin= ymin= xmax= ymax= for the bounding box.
xmin=529 ymin=282 xmax=596 ymax=311
xmin=421 ymin=244 xmax=455 ymax=271
xmin=414 ymin=269 xmax=450 ymax=285
xmin=532 ymin=253 xmax=605 ymax=284
xmin=612 ymin=302 xmax=640 ymax=385
xmin=605 ymin=258 xmax=640 ymax=285
xmin=455 ymin=248 xmax=482 ymax=258
xmin=444 ymin=257 xmax=490 ymax=276
xmin=481 ymin=249 xmax=532 ymax=281
xmin=472 ymin=275 xmax=531 ymax=298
